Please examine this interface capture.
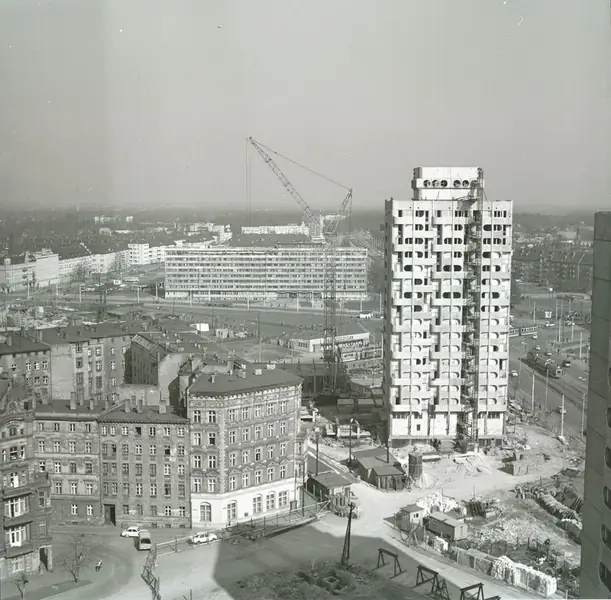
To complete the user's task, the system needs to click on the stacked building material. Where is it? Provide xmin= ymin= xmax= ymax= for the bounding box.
xmin=491 ymin=555 xmax=557 ymax=597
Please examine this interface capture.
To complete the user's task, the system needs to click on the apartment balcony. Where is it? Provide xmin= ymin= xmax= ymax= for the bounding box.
xmin=0 ymin=474 xmax=47 ymax=500
xmin=430 ymin=349 xmax=463 ymax=360
xmin=3 ymin=511 xmax=34 ymax=528
xmin=431 ymin=323 xmax=465 ymax=334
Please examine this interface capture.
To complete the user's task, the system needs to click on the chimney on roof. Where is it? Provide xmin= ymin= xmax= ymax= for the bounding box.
xmin=104 ymin=397 xmax=109 ymax=411
xmin=37 ymin=329 xmax=43 ymax=342
xmin=124 ymin=399 xmax=130 ymax=413
xmin=137 ymin=398 xmax=143 ymax=413
xmin=6 ymin=335 xmax=12 ymax=347
xmin=89 ymin=398 xmax=94 ymax=411
xmin=31 ymin=393 xmax=37 ymax=411
xmin=210 ymin=374 xmax=216 ymax=384
xmin=79 ymin=392 xmax=84 ymax=407
xmin=70 ymin=392 xmax=77 ymax=411
xmin=159 ymin=397 xmax=167 ymax=414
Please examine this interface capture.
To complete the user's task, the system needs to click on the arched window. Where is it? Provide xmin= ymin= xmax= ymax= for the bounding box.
xmin=266 ymin=492 xmax=276 ymax=511
xmin=199 ymin=502 xmax=211 ymax=522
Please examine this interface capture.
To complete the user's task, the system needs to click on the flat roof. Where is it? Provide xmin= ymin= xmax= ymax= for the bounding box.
xmin=189 ymin=363 xmax=301 ymax=396
xmin=309 ymin=471 xmax=353 ymax=489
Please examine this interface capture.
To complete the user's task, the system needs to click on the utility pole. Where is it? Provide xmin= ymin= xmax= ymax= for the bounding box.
xmin=581 ymin=392 xmax=586 ymax=438
xmin=579 ymin=332 xmax=583 ymax=360
xmin=340 ymin=503 xmax=355 ymax=566
xmin=530 ymin=369 xmax=535 ymax=415
xmin=544 ymin=370 xmax=549 ymax=413
xmin=315 ymin=429 xmax=320 ymax=476
xmin=560 ymin=394 xmax=565 ymax=438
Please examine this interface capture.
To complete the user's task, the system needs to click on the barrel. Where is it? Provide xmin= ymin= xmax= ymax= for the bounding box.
xmin=408 ymin=453 xmax=423 ymax=479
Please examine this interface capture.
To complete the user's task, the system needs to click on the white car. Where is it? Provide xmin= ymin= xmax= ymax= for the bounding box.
xmin=510 ymin=370 xmax=518 ymax=377
xmin=121 ymin=526 xmax=141 ymax=538
xmin=557 ymin=406 xmax=567 ymax=415
xmin=189 ymin=532 xmax=219 ymax=545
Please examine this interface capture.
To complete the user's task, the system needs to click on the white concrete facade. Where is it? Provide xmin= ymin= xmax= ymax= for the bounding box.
xmin=128 ymin=243 xmax=168 ymax=266
xmin=34 ymin=250 xmax=60 ymax=288
xmin=580 ymin=212 xmax=611 ymax=598
xmin=165 ymin=244 xmax=368 ymax=301
xmin=241 ymin=223 xmax=310 ymax=236
xmin=191 ymin=479 xmax=298 ymax=527
xmin=382 ymin=167 xmax=511 ymax=444
xmin=0 ymin=256 xmax=35 ymax=292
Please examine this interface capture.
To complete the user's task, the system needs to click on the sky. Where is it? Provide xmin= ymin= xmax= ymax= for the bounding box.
xmin=0 ymin=0 xmax=609 ymax=212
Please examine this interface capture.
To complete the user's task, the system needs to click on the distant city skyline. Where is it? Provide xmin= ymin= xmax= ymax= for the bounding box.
xmin=1 ymin=0 xmax=609 ymax=211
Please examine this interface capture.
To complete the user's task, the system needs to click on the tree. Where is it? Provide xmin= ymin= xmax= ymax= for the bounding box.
xmin=59 ymin=533 xmax=105 ymax=583
xmin=14 ymin=573 xmax=29 ymax=600
xmin=70 ymin=262 xmax=90 ymax=284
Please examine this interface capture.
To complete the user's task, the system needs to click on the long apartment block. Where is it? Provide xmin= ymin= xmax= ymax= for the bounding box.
xmin=164 ymin=244 xmax=368 ymax=301
xmin=383 ymin=167 xmax=512 ymax=446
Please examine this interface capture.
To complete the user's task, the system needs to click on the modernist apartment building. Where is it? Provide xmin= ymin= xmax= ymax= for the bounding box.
xmin=164 ymin=244 xmax=368 ymax=301
xmin=34 ymin=395 xmax=103 ymax=525
xmin=0 ymin=333 xmax=52 ymax=403
xmin=0 ymin=256 xmax=35 ymax=293
xmin=382 ymin=167 xmax=512 ymax=446
xmin=0 ymin=380 xmax=53 ymax=580
xmin=39 ymin=322 xmax=144 ymax=403
xmin=187 ymin=362 xmax=303 ymax=527
xmin=580 ymin=212 xmax=611 ymax=598
xmin=98 ymin=396 xmax=190 ymax=529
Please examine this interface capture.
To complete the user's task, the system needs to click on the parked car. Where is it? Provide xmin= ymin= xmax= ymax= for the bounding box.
xmin=557 ymin=406 xmax=567 ymax=415
xmin=510 ymin=370 xmax=519 ymax=377
xmin=121 ymin=526 xmax=141 ymax=538
xmin=189 ymin=532 xmax=219 ymax=545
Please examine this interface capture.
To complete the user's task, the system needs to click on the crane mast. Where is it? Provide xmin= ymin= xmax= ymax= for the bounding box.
xmin=247 ymin=137 xmax=353 ymax=390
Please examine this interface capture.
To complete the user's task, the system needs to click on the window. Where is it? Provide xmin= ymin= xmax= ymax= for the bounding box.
xmin=39 ymin=461 xmax=46 ymax=472
xmin=229 ymin=475 xmax=237 ymax=491
xmin=255 ymin=470 xmax=262 ymax=485
xmin=267 ymin=403 xmax=276 ymax=416
xmin=95 ymin=346 xmax=102 ymax=357
xmin=38 ymin=440 xmax=45 ymax=453
xmin=85 ymin=442 xmax=92 ymax=453
xmin=178 ymin=464 xmax=185 ymax=476
xmin=178 ymin=445 xmax=185 ymax=457
xmin=254 ymin=405 xmax=262 ymax=418
xmin=228 ymin=430 xmax=236 ymax=444
xmin=228 ymin=408 xmax=237 ymax=422
xmin=164 ymin=484 xmax=172 ymax=496
xmin=135 ymin=444 xmax=142 ymax=455
xmin=164 ymin=464 xmax=171 ymax=476
xmin=178 ymin=483 xmax=185 ymax=497
xmin=279 ymin=442 xmax=287 ymax=456
xmin=192 ymin=432 xmax=202 ymax=446
xmin=69 ymin=462 xmax=77 ymax=474
xmin=87 ymin=504 xmax=94 ymax=516
xmin=280 ymin=422 xmax=287 ymax=435
xmin=266 ymin=492 xmax=276 ymax=511
xmin=241 ymin=407 xmax=249 ymax=421
xmin=38 ymin=423 xmax=44 ymax=432
xmin=85 ymin=462 xmax=92 ymax=474
xmin=177 ymin=427 xmax=185 ymax=437
xmin=122 ymin=463 xmax=130 ymax=475
xmin=278 ymin=491 xmax=289 ymax=507
xmin=136 ymin=464 xmax=143 ymax=476
xmin=150 ymin=464 xmax=157 ymax=476
xmin=242 ymin=450 xmax=250 ymax=464
xmin=164 ymin=445 xmax=171 ymax=457
xmin=208 ymin=433 xmax=216 ymax=446
xmin=151 ymin=505 xmax=157 ymax=516
xmin=54 ymin=462 xmax=61 ymax=474
xmin=96 ymin=362 xmax=102 ymax=373
xmin=69 ymin=442 xmax=76 ymax=453
xmin=280 ymin=465 xmax=287 ymax=479
xmin=266 ymin=466 xmax=275 ymax=482
xmin=227 ymin=501 xmax=237 ymax=521
xmin=5 ymin=497 xmax=27 ymax=518
xmin=164 ymin=505 xmax=172 ymax=517
xmin=42 ymin=360 xmax=48 ymax=369
xmin=207 ymin=411 xmax=217 ymax=424
xmin=242 ymin=472 xmax=250 ymax=488
xmin=179 ymin=506 xmax=186 ymax=517
xmin=85 ymin=424 xmax=91 ymax=433
xmin=200 ymin=503 xmax=211 ymax=522
xmin=150 ymin=484 xmax=157 ymax=497
xmin=110 ymin=361 xmax=116 ymax=371
xmin=149 ymin=445 xmax=156 ymax=456
xmin=192 ymin=477 xmax=202 ymax=493
xmin=252 ymin=495 xmax=262 ymax=514
xmin=53 ymin=423 xmax=60 ymax=432
xmin=267 ymin=446 xmax=275 ymax=459
xmin=208 ymin=455 xmax=217 ymax=469
xmin=163 ymin=427 xmax=171 ymax=437
xmin=149 ymin=427 xmax=156 ymax=437
xmin=241 ymin=429 xmax=250 ymax=443
xmin=53 ymin=441 xmax=60 ymax=452
xmin=267 ymin=423 xmax=275 ymax=437
xmin=54 ymin=482 xmax=63 ymax=495
xmin=193 ymin=410 xmax=201 ymax=424
xmin=122 ymin=443 xmax=129 ymax=456
xmin=69 ymin=423 xmax=76 ymax=432
xmin=206 ymin=478 xmax=217 ymax=493
xmin=71 ymin=504 xmax=78 ymax=516
xmin=86 ymin=483 xmax=93 ymax=495
xmin=228 ymin=452 xmax=237 ymax=467
xmin=254 ymin=425 xmax=262 ymax=441
xmin=255 ymin=448 xmax=262 ymax=461
xmin=42 ymin=375 xmax=49 ymax=385
xmin=70 ymin=482 xmax=78 ymax=494
xmin=123 ymin=483 xmax=130 ymax=495
xmin=192 ymin=455 xmax=202 ymax=469
xmin=136 ymin=483 xmax=143 ymax=496
xmin=121 ymin=426 xmax=129 ymax=436
xmin=6 ymin=525 xmax=27 ymax=547
xmin=279 ymin=400 xmax=287 ymax=413
xmin=25 ymin=362 xmax=32 ymax=372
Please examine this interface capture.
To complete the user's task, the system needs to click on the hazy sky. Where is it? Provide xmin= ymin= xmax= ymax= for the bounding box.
xmin=0 ymin=0 xmax=609 ymax=212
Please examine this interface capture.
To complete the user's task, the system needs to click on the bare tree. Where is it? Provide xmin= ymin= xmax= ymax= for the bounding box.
xmin=70 ymin=262 xmax=90 ymax=284
xmin=14 ymin=573 xmax=29 ymax=600
xmin=59 ymin=533 xmax=105 ymax=583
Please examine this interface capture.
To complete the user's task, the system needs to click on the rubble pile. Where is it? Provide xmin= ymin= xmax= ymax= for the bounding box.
xmin=415 ymin=491 xmax=458 ymax=514
xmin=519 ymin=484 xmax=582 ymax=524
xmin=491 ymin=555 xmax=558 ymax=597
xmin=558 ymin=518 xmax=582 ymax=543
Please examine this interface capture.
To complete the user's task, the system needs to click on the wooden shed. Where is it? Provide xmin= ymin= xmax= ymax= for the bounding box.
xmin=425 ymin=511 xmax=468 ymax=541
xmin=352 ymin=448 xmax=405 ymax=490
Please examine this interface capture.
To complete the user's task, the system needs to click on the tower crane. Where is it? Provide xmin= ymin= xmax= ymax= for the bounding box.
xmin=246 ymin=137 xmax=353 ymax=389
